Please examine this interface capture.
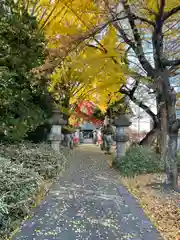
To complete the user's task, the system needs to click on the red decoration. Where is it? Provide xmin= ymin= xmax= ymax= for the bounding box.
xmin=71 ymin=101 xmax=103 ymax=127
xmin=78 ymin=101 xmax=95 ymax=115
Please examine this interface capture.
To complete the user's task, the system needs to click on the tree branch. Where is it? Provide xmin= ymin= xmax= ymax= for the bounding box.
xmin=86 ymin=39 xmax=119 ymax=64
xmin=152 ymin=0 xmax=165 ymax=69
xmin=163 ymin=5 xmax=180 ymax=21
xmin=156 ymin=0 xmax=165 ymax=32
xmin=162 ymin=59 xmax=180 ymax=67
xmin=172 ymin=119 xmax=180 ymax=132
xmin=119 ymin=82 xmax=160 ymax=146
xmin=113 ymin=22 xmax=136 ymax=48
xmin=104 ymin=0 xmax=155 ymax=26
xmin=132 ymin=14 xmax=155 ymax=26
xmin=119 ymin=82 xmax=158 ymax=124
xmin=139 ymin=126 xmax=159 ymax=145
xmin=86 ymin=44 xmax=104 ymax=52
xmin=120 ymin=1 xmax=155 ymax=77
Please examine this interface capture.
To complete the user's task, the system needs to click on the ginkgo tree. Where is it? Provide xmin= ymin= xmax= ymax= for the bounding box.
xmin=105 ymin=0 xmax=180 ymax=190
xmin=48 ymin=29 xmax=127 ymax=123
xmin=47 ymin=0 xmax=179 ymax=190
xmin=43 ymin=0 xmax=179 ymax=190
xmin=48 ymin=57 xmax=95 ymax=122
xmin=96 ymin=0 xmax=180 ymax=190
xmin=13 ymin=0 xmax=180 ymax=190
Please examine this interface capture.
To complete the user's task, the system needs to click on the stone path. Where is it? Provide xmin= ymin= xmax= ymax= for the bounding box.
xmin=12 ymin=145 xmax=162 ymax=240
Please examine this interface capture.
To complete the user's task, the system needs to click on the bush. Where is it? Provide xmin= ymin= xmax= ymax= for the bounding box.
xmin=0 ymin=3 xmax=53 ymax=142
xmin=0 ymin=157 xmax=43 ymax=236
xmin=0 ymin=142 xmax=67 ymax=238
xmin=115 ymin=145 xmax=162 ymax=177
xmin=0 ymin=142 xmax=67 ymax=179
xmin=62 ymin=125 xmax=76 ymax=134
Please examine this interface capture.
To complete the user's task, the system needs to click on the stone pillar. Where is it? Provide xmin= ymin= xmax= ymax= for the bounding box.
xmin=113 ymin=114 xmax=131 ymax=164
xmin=49 ymin=125 xmax=62 ymax=152
xmin=103 ymin=115 xmax=109 ymax=126
xmin=48 ymin=107 xmax=67 ymax=152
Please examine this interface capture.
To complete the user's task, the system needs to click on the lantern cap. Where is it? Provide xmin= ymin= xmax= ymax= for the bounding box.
xmin=49 ymin=106 xmax=67 ymax=125
xmin=114 ymin=114 xmax=132 ymax=127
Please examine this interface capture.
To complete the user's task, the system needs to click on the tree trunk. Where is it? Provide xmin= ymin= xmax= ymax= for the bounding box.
xmin=139 ymin=111 xmax=160 ymax=147
xmin=166 ymin=130 xmax=178 ymax=189
xmin=166 ymin=91 xmax=179 ymax=190
xmin=159 ymin=70 xmax=179 ymax=190
xmin=160 ymin=103 xmax=168 ymax=163
xmin=155 ymin=134 xmax=161 ymax=154
xmin=139 ymin=127 xmax=159 ymax=146
xmin=62 ymin=95 xmax=70 ymax=124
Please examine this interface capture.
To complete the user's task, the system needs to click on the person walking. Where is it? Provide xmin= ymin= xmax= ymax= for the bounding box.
xmin=96 ymin=129 xmax=102 ymax=147
xmin=73 ymin=130 xmax=79 ymax=146
xmin=79 ymin=130 xmax=84 ymax=143
xmin=92 ymin=130 xmax=97 ymax=144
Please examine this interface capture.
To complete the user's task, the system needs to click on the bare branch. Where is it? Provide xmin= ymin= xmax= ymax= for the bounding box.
xmin=120 ymin=1 xmax=155 ymax=76
xmin=163 ymin=5 xmax=180 ymax=21
xmin=86 ymin=44 xmax=104 ymax=52
xmin=143 ymin=7 xmax=158 ymax=16
xmin=152 ymin=0 xmax=166 ymax=69
xmin=131 ymin=80 xmax=138 ymax=95
xmin=119 ymin=82 xmax=158 ymax=124
xmin=114 ymin=23 xmax=135 ymax=49
xmin=86 ymin=39 xmax=119 ymax=64
xmin=132 ymin=14 xmax=155 ymax=26
xmin=162 ymin=59 xmax=180 ymax=67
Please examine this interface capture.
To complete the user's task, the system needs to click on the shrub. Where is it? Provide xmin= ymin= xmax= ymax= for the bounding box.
xmin=115 ymin=145 xmax=162 ymax=177
xmin=0 ymin=142 xmax=67 ymax=179
xmin=0 ymin=2 xmax=53 ymax=142
xmin=0 ymin=142 xmax=67 ymax=238
xmin=0 ymin=156 xmax=43 ymax=236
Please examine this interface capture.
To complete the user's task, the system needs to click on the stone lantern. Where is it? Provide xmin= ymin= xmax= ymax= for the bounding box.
xmin=103 ymin=115 xmax=109 ymax=126
xmin=48 ymin=106 xmax=67 ymax=152
xmin=113 ymin=114 xmax=131 ymax=164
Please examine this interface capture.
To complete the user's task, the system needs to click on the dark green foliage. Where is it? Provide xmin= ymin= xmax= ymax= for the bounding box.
xmin=62 ymin=125 xmax=76 ymax=134
xmin=0 ymin=157 xmax=42 ymax=236
xmin=0 ymin=142 xmax=67 ymax=179
xmin=0 ymin=2 xmax=52 ymax=141
xmin=115 ymin=146 xmax=163 ymax=177
xmin=92 ymin=108 xmax=105 ymax=120
xmin=25 ymin=123 xmax=52 ymax=143
xmin=0 ymin=142 xmax=67 ymax=237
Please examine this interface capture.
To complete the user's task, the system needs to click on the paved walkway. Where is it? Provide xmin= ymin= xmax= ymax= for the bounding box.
xmin=12 ymin=145 xmax=162 ymax=240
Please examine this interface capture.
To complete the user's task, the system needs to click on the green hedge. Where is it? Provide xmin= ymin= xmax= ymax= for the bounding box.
xmin=0 ymin=142 xmax=67 ymax=238
xmin=115 ymin=145 xmax=162 ymax=177
xmin=0 ymin=142 xmax=66 ymax=179
xmin=0 ymin=157 xmax=42 ymax=235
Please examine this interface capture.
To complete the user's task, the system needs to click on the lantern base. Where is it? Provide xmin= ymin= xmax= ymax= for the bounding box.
xmin=51 ymin=140 xmax=60 ymax=152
